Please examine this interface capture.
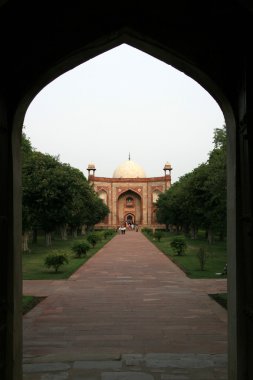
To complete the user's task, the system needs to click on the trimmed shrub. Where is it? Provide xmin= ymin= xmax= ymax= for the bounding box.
xmin=104 ymin=229 xmax=114 ymax=239
xmin=86 ymin=233 xmax=100 ymax=247
xmin=142 ymin=227 xmax=153 ymax=235
xmin=154 ymin=230 xmax=163 ymax=241
xmin=170 ymin=236 xmax=187 ymax=256
xmin=44 ymin=251 xmax=69 ymax=273
xmin=94 ymin=231 xmax=104 ymax=241
xmin=71 ymin=241 xmax=91 ymax=257
xmin=196 ymin=246 xmax=209 ymax=270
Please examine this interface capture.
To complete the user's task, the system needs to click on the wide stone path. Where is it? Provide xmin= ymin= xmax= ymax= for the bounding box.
xmin=23 ymin=231 xmax=227 ymax=379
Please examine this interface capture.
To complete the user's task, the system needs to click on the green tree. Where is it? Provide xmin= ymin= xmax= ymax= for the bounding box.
xmin=57 ymin=164 xmax=94 ymax=239
xmin=170 ymin=236 xmax=187 ymax=256
xmin=86 ymin=232 xmax=100 ymax=247
xmin=204 ymin=124 xmax=227 ymax=241
xmin=156 ymin=175 xmax=192 ymax=233
xmin=71 ymin=241 xmax=91 ymax=257
xmin=183 ymin=163 xmax=210 ymax=238
xmin=21 ymin=132 xmax=35 ymax=251
xmin=196 ymin=247 xmax=209 ymax=271
xmin=22 ymin=143 xmax=110 ymax=246
xmin=83 ymin=191 xmax=109 ymax=231
xmin=23 ymin=151 xmax=65 ymax=245
xmin=154 ymin=230 xmax=163 ymax=241
xmin=44 ymin=252 xmax=69 ymax=273
xmin=156 ymin=125 xmax=227 ymax=243
xmin=21 ymin=131 xmax=33 ymax=158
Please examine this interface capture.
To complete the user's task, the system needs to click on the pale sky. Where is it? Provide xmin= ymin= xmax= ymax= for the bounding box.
xmin=24 ymin=43 xmax=225 ymax=183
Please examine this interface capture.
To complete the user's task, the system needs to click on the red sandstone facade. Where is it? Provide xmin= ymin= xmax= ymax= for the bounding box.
xmin=87 ymin=162 xmax=172 ymax=229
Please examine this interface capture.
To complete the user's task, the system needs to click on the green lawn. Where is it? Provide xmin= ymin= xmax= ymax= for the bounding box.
xmin=143 ymin=231 xmax=227 ymax=310
xmin=23 ymin=230 xmax=227 ymax=314
xmin=143 ymin=230 xmax=227 ymax=279
xmin=22 ymin=231 xmax=116 ymax=313
xmin=22 ymin=232 xmax=116 ymax=280
xmin=209 ymin=293 xmax=227 ymax=309
xmin=22 ymin=295 xmax=45 ymax=315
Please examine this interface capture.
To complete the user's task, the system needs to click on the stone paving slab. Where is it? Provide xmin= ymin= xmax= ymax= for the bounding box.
xmin=23 ymin=231 xmax=227 ymax=379
xmin=23 ymin=353 xmax=227 ymax=379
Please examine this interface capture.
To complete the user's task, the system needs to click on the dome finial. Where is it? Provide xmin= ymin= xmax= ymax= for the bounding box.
xmin=128 ymin=152 xmax=131 ymax=161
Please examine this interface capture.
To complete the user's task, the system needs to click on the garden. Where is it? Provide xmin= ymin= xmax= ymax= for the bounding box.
xmin=142 ymin=228 xmax=227 ymax=308
xmin=22 ymin=229 xmax=116 ymax=314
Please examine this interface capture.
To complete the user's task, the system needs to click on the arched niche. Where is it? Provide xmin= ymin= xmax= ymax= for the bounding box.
xmin=98 ymin=189 xmax=108 ymax=205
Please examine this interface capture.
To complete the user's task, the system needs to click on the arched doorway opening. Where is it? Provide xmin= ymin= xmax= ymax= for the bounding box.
xmin=21 ymin=40 xmax=232 ymax=373
xmin=3 ymin=17 xmax=243 ymax=378
xmin=21 ymin=41 xmax=230 ymax=371
xmin=117 ymin=189 xmax=142 ymax=226
xmin=17 ymin=41 xmax=234 ymax=377
xmin=125 ymin=213 xmax=134 ymax=224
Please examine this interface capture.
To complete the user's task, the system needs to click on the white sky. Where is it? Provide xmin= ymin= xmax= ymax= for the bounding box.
xmin=24 ymin=43 xmax=225 ymax=183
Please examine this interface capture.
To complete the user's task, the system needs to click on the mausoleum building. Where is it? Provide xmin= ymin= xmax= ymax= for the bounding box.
xmin=87 ymin=158 xmax=172 ymax=229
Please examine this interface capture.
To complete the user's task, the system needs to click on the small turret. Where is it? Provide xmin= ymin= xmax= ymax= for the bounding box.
xmin=163 ymin=162 xmax=172 ymax=176
xmin=163 ymin=162 xmax=172 ymax=190
xmin=87 ymin=162 xmax=96 ymax=177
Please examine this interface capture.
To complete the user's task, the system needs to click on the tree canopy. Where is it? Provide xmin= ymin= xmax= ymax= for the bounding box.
xmin=21 ymin=132 xmax=109 ymax=248
xmin=156 ymin=124 xmax=227 ymax=242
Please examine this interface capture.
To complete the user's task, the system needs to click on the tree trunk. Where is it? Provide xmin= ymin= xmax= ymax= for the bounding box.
xmin=190 ymin=226 xmax=197 ymax=239
xmin=22 ymin=231 xmax=29 ymax=252
xmin=183 ymin=224 xmax=190 ymax=237
xmin=32 ymin=228 xmax=37 ymax=243
xmin=207 ymin=228 xmax=213 ymax=244
xmin=45 ymin=232 xmax=52 ymax=247
xmin=72 ymin=228 xmax=77 ymax=237
xmin=60 ymin=224 xmax=68 ymax=240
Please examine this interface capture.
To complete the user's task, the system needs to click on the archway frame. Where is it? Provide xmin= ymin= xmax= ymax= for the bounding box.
xmin=4 ymin=27 xmax=241 ymax=380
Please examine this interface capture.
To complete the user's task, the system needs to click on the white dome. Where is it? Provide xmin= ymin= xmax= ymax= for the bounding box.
xmin=113 ymin=159 xmax=146 ymax=178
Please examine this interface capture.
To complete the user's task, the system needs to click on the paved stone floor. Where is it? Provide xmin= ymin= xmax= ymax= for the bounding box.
xmin=23 ymin=231 xmax=227 ymax=379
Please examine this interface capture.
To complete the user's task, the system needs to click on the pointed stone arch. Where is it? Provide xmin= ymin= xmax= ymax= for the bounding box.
xmin=117 ymin=189 xmax=142 ymax=226
xmin=1 ymin=4 xmax=252 ymax=380
xmin=152 ymin=188 xmax=162 ymax=204
xmin=7 ymin=35 xmax=236 ymax=377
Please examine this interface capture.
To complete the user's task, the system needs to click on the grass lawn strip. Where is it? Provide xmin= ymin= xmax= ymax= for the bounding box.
xmin=22 ymin=295 xmax=46 ymax=315
xmin=142 ymin=231 xmax=227 ymax=310
xmin=22 ymin=232 xmax=116 ymax=280
xmin=143 ymin=231 xmax=227 ymax=279
xmin=22 ymin=232 xmax=116 ymax=314
xmin=209 ymin=293 xmax=227 ymax=309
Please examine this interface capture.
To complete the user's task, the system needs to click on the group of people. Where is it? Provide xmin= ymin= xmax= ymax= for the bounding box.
xmin=117 ymin=222 xmax=139 ymax=234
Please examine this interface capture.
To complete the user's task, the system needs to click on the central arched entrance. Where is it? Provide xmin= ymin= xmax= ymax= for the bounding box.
xmin=125 ymin=213 xmax=134 ymax=224
xmin=117 ymin=190 xmax=142 ymax=226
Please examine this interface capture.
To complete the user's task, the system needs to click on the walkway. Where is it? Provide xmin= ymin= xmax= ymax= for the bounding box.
xmin=23 ymin=231 xmax=227 ymax=379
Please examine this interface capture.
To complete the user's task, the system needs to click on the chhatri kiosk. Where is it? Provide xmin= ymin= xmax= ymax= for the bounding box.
xmin=87 ymin=157 xmax=172 ymax=229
